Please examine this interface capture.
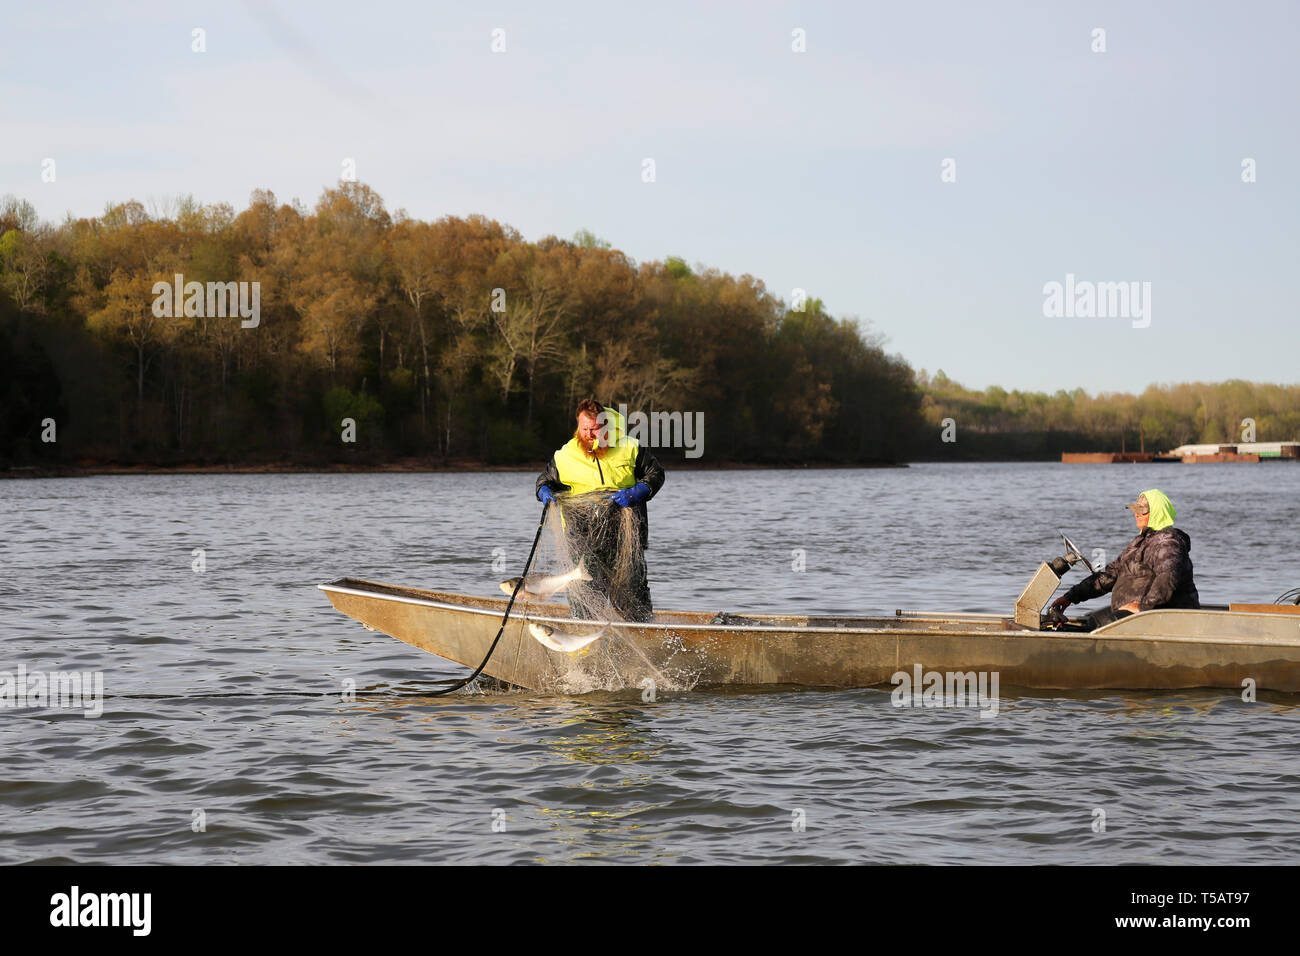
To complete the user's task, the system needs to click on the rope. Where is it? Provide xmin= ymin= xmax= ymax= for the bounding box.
xmin=425 ymin=503 xmax=550 ymax=696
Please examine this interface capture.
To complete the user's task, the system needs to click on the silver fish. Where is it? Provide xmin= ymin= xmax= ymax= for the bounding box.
xmin=527 ymin=622 xmax=609 ymax=654
xmin=499 ymin=558 xmax=592 ymax=601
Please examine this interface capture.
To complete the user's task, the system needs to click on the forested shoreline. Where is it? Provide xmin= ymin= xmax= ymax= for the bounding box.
xmin=916 ymin=373 xmax=1300 ymax=460
xmin=0 ymin=184 xmax=921 ymax=468
xmin=2 ymin=185 xmax=1297 ymax=469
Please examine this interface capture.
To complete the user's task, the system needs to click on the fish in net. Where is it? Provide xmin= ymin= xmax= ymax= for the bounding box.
xmin=536 ymin=491 xmax=648 ymax=622
xmin=504 ymin=492 xmax=702 ymax=692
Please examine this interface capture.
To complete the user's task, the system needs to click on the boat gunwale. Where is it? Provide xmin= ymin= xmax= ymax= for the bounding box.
xmin=318 ymin=580 xmax=1300 ymax=648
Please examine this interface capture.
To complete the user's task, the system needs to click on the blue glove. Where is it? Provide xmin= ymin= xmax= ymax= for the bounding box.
xmin=611 ymin=483 xmax=651 ymax=507
xmin=537 ymin=486 xmax=557 ymax=505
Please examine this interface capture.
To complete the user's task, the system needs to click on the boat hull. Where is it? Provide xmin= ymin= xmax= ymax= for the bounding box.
xmin=319 ymin=578 xmax=1300 ymax=694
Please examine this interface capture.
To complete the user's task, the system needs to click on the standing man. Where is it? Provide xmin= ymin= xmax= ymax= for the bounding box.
xmin=535 ymin=399 xmax=665 ymax=622
xmin=1051 ymin=488 xmax=1199 ymax=629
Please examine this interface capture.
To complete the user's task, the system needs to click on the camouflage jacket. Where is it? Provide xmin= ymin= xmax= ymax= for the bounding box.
xmin=1064 ymin=527 xmax=1200 ymax=611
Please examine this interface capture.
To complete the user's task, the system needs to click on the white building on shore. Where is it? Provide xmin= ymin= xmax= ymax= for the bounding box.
xmin=1166 ymin=442 xmax=1300 ymax=458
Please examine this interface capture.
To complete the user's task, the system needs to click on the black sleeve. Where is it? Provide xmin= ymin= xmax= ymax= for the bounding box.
xmin=535 ymin=455 xmax=568 ymax=499
xmin=634 ymin=445 xmax=665 ymax=498
xmin=1065 ymin=570 xmax=1116 ymax=604
xmin=1064 ymin=552 xmax=1121 ymax=603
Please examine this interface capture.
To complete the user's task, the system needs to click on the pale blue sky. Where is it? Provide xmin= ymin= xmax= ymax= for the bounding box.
xmin=3 ymin=0 xmax=1297 ymax=392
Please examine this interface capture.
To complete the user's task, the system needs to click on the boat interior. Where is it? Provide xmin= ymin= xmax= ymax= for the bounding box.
xmin=324 ymin=577 xmax=1025 ymax=633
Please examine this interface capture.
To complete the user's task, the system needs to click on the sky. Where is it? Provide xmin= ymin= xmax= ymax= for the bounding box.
xmin=2 ymin=0 xmax=1297 ymax=393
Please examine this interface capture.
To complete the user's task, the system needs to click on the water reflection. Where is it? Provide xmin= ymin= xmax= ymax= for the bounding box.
xmin=503 ymin=695 xmax=676 ymax=862
xmin=528 ymin=804 xmax=678 ymax=864
xmin=513 ymin=695 xmax=667 ymax=764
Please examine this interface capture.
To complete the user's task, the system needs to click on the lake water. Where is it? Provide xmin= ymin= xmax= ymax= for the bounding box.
xmin=2 ymin=462 xmax=1298 ymax=864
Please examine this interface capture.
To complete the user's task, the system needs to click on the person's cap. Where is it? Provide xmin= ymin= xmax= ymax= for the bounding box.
xmin=1125 ymin=493 xmax=1149 ymax=514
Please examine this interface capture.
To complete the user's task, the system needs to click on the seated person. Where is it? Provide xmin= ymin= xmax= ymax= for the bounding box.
xmin=1051 ymin=489 xmax=1199 ymax=630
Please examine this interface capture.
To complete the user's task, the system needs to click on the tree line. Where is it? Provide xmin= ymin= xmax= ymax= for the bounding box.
xmin=0 ymin=185 xmax=921 ymax=467
xmin=917 ymin=371 xmax=1300 ymax=459
xmin=2 ymin=185 xmax=1296 ymax=469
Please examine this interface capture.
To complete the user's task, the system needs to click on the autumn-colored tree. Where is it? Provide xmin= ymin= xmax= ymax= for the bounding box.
xmin=387 ymin=219 xmax=441 ymax=429
xmin=0 ymin=228 xmax=49 ymax=312
xmin=482 ymin=242 xmax=579 ymax=422
xmin=293 ymin=270 xmax=375 ymax=377
xmin=87 ymin=269 xmax=183 ymax=404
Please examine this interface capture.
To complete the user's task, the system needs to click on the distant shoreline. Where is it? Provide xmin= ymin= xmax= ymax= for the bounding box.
xmin=3 ymin=458 xmax=914 ymax=478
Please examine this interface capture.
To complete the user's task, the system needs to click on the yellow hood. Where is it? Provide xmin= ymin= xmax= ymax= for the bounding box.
xmin=596 ymin=404 xmax=628 ymax=450
xmin=1140 ymin=488 xmax=1176 ymax=531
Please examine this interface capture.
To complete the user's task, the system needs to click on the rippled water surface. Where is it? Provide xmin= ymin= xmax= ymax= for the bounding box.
xmin=2 ymin=463 xmax=1298 ymax=864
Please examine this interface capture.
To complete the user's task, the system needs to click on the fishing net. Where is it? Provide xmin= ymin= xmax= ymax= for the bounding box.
xmin=507 ymin=491 xmax=702 ymax=693
xmin=532 ymin=491 xmax=647 ymax=622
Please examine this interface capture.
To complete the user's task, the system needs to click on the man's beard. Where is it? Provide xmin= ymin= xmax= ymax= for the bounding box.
xmin=573 ymin=428 xmax=607 ymax=459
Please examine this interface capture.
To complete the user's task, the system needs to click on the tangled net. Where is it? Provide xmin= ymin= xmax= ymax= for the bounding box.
xmin=514 ymin=492 xmax=701 ymax=693
xmin=532 ymin=491 xmax=648 ymax=622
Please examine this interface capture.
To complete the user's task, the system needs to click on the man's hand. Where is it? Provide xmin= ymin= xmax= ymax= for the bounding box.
xmin=1118 ymin=601 xmax=1140 ymax=614
xmin=537 ymin=486 xmax=557 ymax=506
xmin=611 ymin=483 xmax=651 ymax=507
xmin=1050 ymin=594 xmax=1071 ymax=612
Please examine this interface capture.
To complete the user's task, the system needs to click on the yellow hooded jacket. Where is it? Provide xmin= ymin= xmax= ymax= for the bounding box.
xmin=550 ymin=405 xmax=640 ymax=494
xmin=535 ymin=405 xmax=666 ymax=549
